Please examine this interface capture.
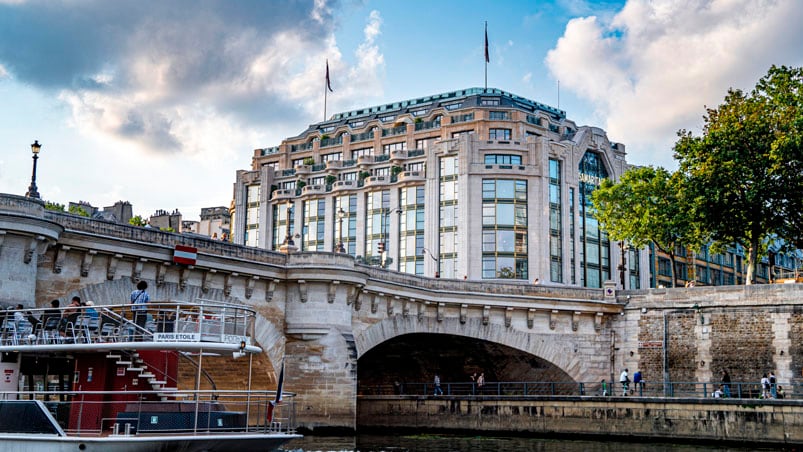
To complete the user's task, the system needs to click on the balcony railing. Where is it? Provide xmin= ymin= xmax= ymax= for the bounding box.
xmin=382 ymin=125 xmax=407 ymax=137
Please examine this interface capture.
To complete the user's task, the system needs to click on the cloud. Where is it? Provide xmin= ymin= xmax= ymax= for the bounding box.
xmin=546 ymin=0 xmax=803 ymax=169
xmin=0 ymin=0 xmax=388 ymax=158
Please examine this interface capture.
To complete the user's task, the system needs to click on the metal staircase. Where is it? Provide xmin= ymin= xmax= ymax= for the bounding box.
xmin=106 ymin=352 xmax=185 ymax=400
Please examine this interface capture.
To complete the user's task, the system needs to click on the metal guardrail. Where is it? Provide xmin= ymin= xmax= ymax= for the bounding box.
xmin=0 ymin=301 xmax=256 ymax=347
xmin=360 ymin=381 xmax=798 ymax=400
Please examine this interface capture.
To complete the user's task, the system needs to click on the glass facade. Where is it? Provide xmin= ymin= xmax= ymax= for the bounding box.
xmin=302 ymin=199 xmax=326 ymax=251
xmin=399 ymin=186 xmax=426 ymax=275
xmin=481 ymin=179 xmax=528 ymax=279
xmin=245 ymin=185 xmax=260 ymax=247
xmin=334 ymin=195 xmax=357 ymax=255
xmin=271 ymin=202 xmax=293 ymax=251
xmin=549 ymin=159 xmax=562 ymax=283
xmin=365 ymin=190 xmax=390 ymax=266
xmin=439 ymin=156 xmax=459 ymax=278
xmin=578 ymin=151 xmax=610 ymax=288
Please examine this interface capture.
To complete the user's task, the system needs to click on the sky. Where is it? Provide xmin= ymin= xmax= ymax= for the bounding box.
xmin=1 ymin=0 xmax=801 ymax=221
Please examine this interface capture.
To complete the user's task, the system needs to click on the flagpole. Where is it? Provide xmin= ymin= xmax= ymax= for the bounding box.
xmin=324 ymin=65 xmax=328 ymax=122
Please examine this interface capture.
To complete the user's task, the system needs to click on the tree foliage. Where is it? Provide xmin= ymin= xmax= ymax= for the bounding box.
xmin=68 ymin=205 xmax=90 ymax=217
xmin=674 ymin=65 xmax=803 ymax=284
xmin=44 ymin=201 xmax=65 ymax=212
xmin=129 ymin=215 xmax=147 ymax=227
xmin=592 ymin=166 xmax=700 ymax=287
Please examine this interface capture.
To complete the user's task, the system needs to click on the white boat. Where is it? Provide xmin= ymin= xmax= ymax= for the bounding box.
xmin=0 ymin=300 xmax=300 ymax=451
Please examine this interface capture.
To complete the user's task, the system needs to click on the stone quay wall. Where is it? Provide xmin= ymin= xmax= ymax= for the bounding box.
xmin=358 ymin=395 xmax=803 ymax=445
xmin=617 ymin=284 xmax=803 ymax=396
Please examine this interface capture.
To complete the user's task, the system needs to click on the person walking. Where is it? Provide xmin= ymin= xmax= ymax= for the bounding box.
xmin=633 ymin=370 xmax=643 ymax=395
xmin=721 ymin=370 xmax=731 ymax=398
xmin=760 ymin=373 xmax=770 ymax=399
xmin=619 ymin=368 xmax=629 ymax=396
xmin=769 ymin=371 xmax=777 ymax=399
xmin=433 ymin=373 xmax=443 ymax=396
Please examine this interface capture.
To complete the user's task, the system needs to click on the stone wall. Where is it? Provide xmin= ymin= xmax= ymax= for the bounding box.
xmin=620 ymin=284 xmax=803 ymax=394
xmin=358 ymin=395 xmax=803 ymax=445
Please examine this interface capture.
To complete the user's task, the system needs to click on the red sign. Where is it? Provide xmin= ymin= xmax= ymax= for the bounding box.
xmin=173 ymin=245 xmax=197 ymax=265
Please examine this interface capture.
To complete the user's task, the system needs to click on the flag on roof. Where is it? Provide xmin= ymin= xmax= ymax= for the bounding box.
xmin=326 ymin=59 xmax=333 ymax=92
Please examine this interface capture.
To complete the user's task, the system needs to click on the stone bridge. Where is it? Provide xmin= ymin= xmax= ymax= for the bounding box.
xmin=4 ymin=193 xmax=803 ymax=432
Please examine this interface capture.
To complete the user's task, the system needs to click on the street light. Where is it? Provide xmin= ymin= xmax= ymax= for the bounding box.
xmin=379 ymin=206 xmax=402 ymax=267
xmin=25 ymin=140 xmax=42 ymax=198
xmin=336 ymin=207 xmax=346 ymax=253
xmin=422 ymin=247 xmax=440 ymax=278
xmin=618 ymin=241 xmax=627 ymax=289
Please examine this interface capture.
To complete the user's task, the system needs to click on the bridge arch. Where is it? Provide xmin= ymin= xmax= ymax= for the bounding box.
xmin=354 ymin=315 xmax=595 ymax=384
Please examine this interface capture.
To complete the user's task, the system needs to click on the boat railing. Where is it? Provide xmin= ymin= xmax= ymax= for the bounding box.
xmin=0 ymin=301 xmax=258 ymax=348
xmin=1 ymin=389 xmax=297 ymax=437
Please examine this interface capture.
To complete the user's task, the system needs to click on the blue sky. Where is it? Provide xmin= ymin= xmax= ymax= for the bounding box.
xmin=1 ymin=0 xmax=801 ymax=220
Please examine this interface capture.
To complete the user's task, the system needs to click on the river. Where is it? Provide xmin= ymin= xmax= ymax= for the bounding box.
xmin=280 ymin=434 xmax=775 ymax=451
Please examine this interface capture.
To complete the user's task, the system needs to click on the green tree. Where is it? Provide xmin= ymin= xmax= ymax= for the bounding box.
xmin=68 ymin=205 xmax=90 ymax=217
xmin=592 ymin=166 xmax=700 ymax=287
xmin=674 ymin=65 xmax=803 ymax=284
xmin=44 ymin=201 xmax=65 ymax=212
xmin=129 ymin=215 xmax=147 ymax=227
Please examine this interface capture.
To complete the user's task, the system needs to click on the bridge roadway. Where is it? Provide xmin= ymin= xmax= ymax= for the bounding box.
xmin=4 ymin=192 xmax=803 ymax=435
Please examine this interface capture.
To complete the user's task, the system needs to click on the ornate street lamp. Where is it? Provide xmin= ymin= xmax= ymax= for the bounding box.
xmin=618 ymin=241 xmax=627 ymax=289
xmin=336 ymin=207 xmax=346 ymax=253
xmin=25 ymin=140 xmax=42 ymax=198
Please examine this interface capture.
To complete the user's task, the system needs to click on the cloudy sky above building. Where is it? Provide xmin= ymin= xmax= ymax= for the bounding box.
xmin=0 ymin=0 xmax=801 ymax=220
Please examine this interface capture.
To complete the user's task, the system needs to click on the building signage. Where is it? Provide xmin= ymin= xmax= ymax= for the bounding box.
xmin=173 ymin=245 xmax=198 ymax=265
xmin=638 ymin=340 xmax=663 ymax=349
xmin=154 ymin=332 xmax=200 ymax=342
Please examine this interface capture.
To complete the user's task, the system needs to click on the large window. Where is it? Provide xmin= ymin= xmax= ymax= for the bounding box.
xmin=438 ymin=156 xmax=459 ymax=278
xmin=352 ymin=147 xmax=373 ymax=159
xmin=488 ymin=111 xmax=509 ymax=120
xmin=334 ymin=195 xmax=357 ymax=255
xmin=365 ymin=190 xmax=390 ymax=266
xmin=549 ymin=159 xmax=562 ymax=283
xmin=489 ymin=128 xmax=511 ymax=140
xmin=399 ymin=186 xmax=426 ymax=275
xmin=578 ymin=152 xmax=610 ymax=288
xmin=485 ymin=154 xmax=522 ymax=165
xmin=382 ymin=141 xmax=407 ymax=154
xmin=245 ymin=185 xmax=260 ymax=247
xmin=302 ymin=199 xmax=326 ymax=251
xmin=481 ymin=179 xmax=528 ymax=279
xmin=271 ymin=202 xmax=293 ymax=251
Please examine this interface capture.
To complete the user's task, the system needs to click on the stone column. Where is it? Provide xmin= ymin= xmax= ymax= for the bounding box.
xmin=0 ymin=194 xmax=62 ymax=307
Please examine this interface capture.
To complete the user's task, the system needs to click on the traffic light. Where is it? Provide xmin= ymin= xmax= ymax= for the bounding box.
xmin=377 ymin=242 xmax=385 ymax=253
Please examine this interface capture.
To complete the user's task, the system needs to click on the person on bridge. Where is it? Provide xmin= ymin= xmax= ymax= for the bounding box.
xmin=721 ymin=369 xmax=731 ymax=397
xmin=433 ymin=373 xmax=443 ymax=396
xmin=633 ymin=370 xmax=643 ymax=395
xmin=619 ymin=368 xmax=629 ymax=396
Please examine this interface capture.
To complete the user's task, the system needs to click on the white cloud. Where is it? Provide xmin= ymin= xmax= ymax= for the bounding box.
xmin=546 ymin=0 xmax=803 ymax=169
xmin=0 ymin=63 xmax=7 ymax=78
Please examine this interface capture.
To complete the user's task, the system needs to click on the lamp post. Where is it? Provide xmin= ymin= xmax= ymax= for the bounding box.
xmin=336 ymin=207 xmax=346 ymax=253
xmin=618 ymin=241 xmax=627 ymax=289
xmin=423 ymin=247 xmax=440 ymax=278
xmin=25 ymin=140 xmax=42 ymax=198
xmin=379 ymin=206 xmax=402 ymax=267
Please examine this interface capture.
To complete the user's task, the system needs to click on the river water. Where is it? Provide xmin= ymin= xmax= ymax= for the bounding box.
xmin=280 ymin=434 xmax=773 ymax=451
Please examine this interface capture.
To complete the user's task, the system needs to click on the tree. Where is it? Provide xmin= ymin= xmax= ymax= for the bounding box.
xmin=592 ymin=166 xmax=700 ymax=287
xmin=44 ymin=201 xmax=65 ymax=212
xmin=129 ymin=215 xmax=147 ymax=227
xmin=674 ymin=65 xmax=803 ymax=284
xmin=68 ymin=205 xmax=90 ymax=217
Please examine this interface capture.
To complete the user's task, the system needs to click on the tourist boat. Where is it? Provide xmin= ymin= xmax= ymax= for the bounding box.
xmin=0 ymin=300 xmax=300 ymax=451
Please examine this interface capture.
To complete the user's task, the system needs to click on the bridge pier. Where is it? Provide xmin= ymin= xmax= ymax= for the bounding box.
xmin=0 ymin=195 xmax=62 ymax=307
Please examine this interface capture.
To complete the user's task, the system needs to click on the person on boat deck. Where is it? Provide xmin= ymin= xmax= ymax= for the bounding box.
xmin=61 ymin=296 xmax=82 ymax=330
xmin=131 ymin=280 xmax=150 ymax=332
xmin=42 ymin=299 xmax=61 ymax=325
xmin=13 ymin=304 xmax=28 ymax=330
xmin=83 ymin=301 xmax=99 ymax=320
